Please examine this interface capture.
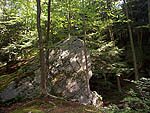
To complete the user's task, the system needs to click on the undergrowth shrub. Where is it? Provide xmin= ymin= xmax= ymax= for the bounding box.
xmin=101 ymin=78 xmax=150 ymax=113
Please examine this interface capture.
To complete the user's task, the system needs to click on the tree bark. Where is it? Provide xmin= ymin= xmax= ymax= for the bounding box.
xmin=82 ymin=0 xmax=91 ymax=96
xmin=67 ymin=0 xmax=71 ymax=38
xmin=148 ymin=0 xmax=150 ymax=30
xmin=123 ymin=0 xmax=139 ymax=80
xmin=117 ymin=75 xmax=122 ymax=93
xmin=36 ymin=0 xmax=47 ymax=95
xmin=45 ymin=0 xmax=51 ymax=89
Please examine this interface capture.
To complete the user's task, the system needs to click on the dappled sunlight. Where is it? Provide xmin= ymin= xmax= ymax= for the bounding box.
xmin=66 ymin=79 xmax=80 ymax=93
xmin=47 ymin=37 xmax=102 ymax=106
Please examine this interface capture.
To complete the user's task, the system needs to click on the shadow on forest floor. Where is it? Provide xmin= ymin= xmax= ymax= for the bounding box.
xmin=89 ymin=75 xmax=136 ymax=108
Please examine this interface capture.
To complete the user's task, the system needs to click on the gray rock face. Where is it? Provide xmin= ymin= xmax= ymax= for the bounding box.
xmin=0 ymin=81 xmax=18 ymax=102
xmin=48 ymin=37 xmax=102 ymax=106
xmin=0 ymin=74 xmax=40 ymax=102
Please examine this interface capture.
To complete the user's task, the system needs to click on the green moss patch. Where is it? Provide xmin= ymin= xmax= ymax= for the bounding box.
xmin=10 ymin=99 xmax=55 ymax=113
xmin=9 ymin=98 xmax=101 ymax=113
xmin=11 ymin=107 xmax=44 ymax=113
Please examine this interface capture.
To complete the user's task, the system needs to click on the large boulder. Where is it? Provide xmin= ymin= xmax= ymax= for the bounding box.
xmin=0 ymin=73 xmax=40 ymax=103
xmin=48 ymin=37 xmax=102 ymax=106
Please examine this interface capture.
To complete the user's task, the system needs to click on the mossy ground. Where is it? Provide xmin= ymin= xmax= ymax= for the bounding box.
xmin=1 ymin=98 xmax=100 ymax=113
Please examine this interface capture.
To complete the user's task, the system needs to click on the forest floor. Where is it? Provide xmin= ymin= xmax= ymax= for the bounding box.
xmin=0 ymin=60 xmax=136 ymax=113
xmin=0 ymin=97 xmax=100 ymax=113
xmin=0 ymin=87 xmax=133 ymax=113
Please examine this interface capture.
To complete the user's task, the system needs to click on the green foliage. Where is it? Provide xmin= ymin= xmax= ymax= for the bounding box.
xmin=101 ymin=104 xmax=136 ymax=113
xmin=101 ymin=88 xmax=149 ymax=113
xmin=88 ymin=38 xmax=129 ymax=77
xmin=136 ymin=78 xmax=150 ymax=100
xmin=0 ymin=18 xmax=37 ymax=63
xmin=102 ymin=78 xmax=150 ymax=113
xmin=122 ymin=88 xmax=149 ymax=113
xmin=0 ymin=0 xmax=38 ymax=63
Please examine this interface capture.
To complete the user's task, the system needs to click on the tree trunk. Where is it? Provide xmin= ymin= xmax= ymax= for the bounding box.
xmin=117 ymin=75 xmax=122 ymax=93
xmin=123 ymin=0 xmax=139 ymax=80
xmin=45 ymin=0 xmax=51 ymax=90
xmin=67 ymin=0 xmax=71 ymax=38
xmin=36 ymin=0 xmax=47 ymax=95
xmin=82 ymin=0 xmax=91 ymax=96
xmin=137 ymin=30 xmax=143 ymax=64
xmin=148 ymin=0 xmax=150 ymax=30
xmin=109 ymin=26 xmax=114 ymax=41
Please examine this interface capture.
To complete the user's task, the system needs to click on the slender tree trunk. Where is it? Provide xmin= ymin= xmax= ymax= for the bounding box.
xmin=117 ymin=75 xmax=122 ymax=93
xmin=137 ymin=30 xmax=143 ymax=63
xmin=148 ymin=0 xmax=150 ymax=30
xmin=82 ymin=0 xmax=91 ymax=95
xmin=103 ymin=73 xmax=107 ymax=85
xmin=123 ymin=0 xmax=139 ymax=80
xmin=109 ymin=27 xmax=114 ymax=41
xmin=36 ymin=0 xmax=47 ymax=95
xmin=45 ymin=0 xmax=51 ymax=91
xmin=67 ymin=0 xmax=71 ymax=38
